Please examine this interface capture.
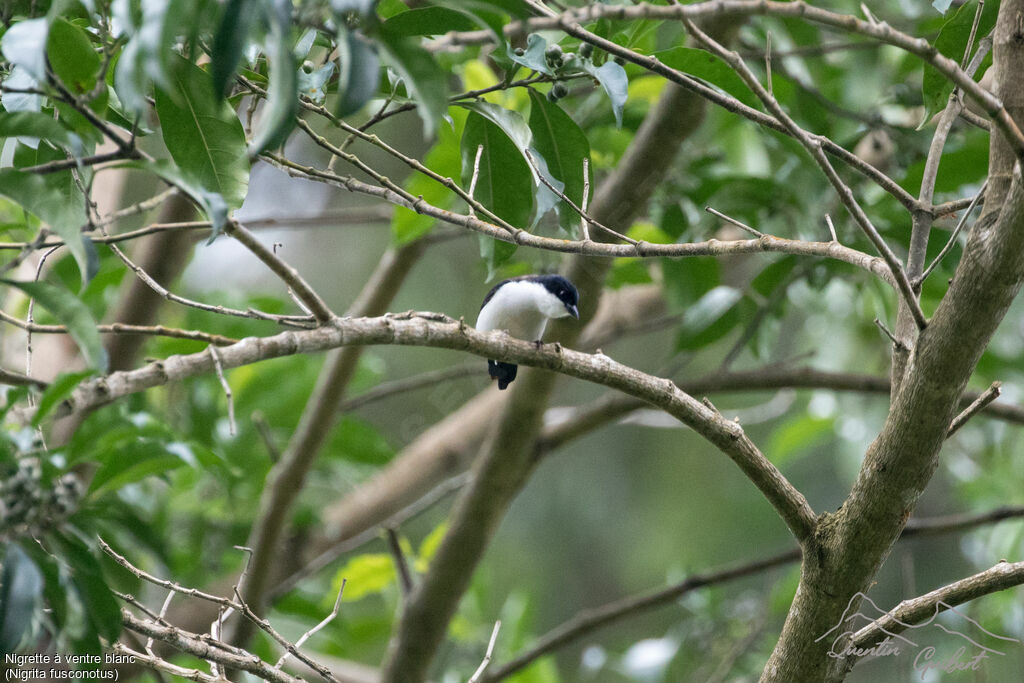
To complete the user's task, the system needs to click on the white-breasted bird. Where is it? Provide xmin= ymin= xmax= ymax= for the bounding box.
xmin=476 ymin=274 xmax=580 ymax=390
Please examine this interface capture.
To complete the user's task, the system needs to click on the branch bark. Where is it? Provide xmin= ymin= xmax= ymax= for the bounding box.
xmin=762 ymin=3 xmax=1024 ymax=678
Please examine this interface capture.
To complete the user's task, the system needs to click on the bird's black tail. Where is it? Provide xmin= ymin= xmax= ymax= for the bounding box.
xmin=488 ymin=360 xmax=518 ymax=390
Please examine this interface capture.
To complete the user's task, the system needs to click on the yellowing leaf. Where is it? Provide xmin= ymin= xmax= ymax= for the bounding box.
xmin=333 ymin=553 xmax=396 ymax=602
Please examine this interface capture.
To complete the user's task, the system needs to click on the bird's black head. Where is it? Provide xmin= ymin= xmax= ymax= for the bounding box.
xmin=536 ymin=274 xmax=580 ymax=319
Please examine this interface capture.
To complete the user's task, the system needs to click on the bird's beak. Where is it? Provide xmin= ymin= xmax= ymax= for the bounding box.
xmin=567 ymin=304 xmax=579 ymax=319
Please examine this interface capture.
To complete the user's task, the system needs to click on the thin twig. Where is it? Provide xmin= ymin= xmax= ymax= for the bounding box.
xmin=523 ymin=149 xmax=636 ymax=244
xmin=274 ymin=580 xmax=345 ymax=670
xmin=919 ymin=180 xmax=988 ymax=285
xmin=209 ymin=346 xmax=236 ymax=437
xmin=873 ymin=318 xmax=905 ymax=351
xmin=825 ymin=214 xmax=838 ymax=242
xmin=146 ymin=590 xmax=176 ymax=656
xmin=0 ymin=310 xmax=239 ymax=346
xmin=705 ymin=206 xmax=764 ymax=238
xmin=962 ymin=0 xmax=986 ymax=69
xmin=764 ymin=31 xmax=773 ymax=97
xmin=468 ymin=144 xmax=484 ymax=218
xmin=385 ymin=528 xmax=415 ymax=598
xmin=468 ymin=621 xmax=502 ymax=683
xmin=947 ymin=381 xmax=1001 ymax=437
xmin=225 ymin=221 xmax=334 ymax=324
xmin=580 ymin=158 xmax=591 ymax=241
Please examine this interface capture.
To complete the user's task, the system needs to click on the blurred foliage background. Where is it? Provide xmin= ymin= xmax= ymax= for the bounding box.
xmin=1 ymin=0 xmax=1023 ymax=681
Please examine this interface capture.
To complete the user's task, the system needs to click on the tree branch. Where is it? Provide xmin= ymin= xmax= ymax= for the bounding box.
xmin=848 ymin=560 xmax=1024 ymax=663
xmin=262 ymin=152 xmax=896 ymax=287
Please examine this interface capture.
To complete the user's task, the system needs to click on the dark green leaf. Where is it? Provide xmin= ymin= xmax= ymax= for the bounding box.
xmin=0 ymin=170 xmax=93 ymax=284
xmin=382 ymin=7 xmax=478 ymax=36
xmin=212 ymin=0 xmax=258 ymax=97
xmin=2 ymin=279 xmax=107 ymax=371
xmin=50 ymin=533 xmax=122 ymax=643
xmin=1 ymin=18 xmax=49 ymax=81
xmin=458 ymin=100 xmax=532 ymax=151
xmin=662 ymin=257 xmax=720 ymax=309
xmin=462 ymin=112 xmax=533 ymax=228
xmin=335 ymin=29 xmax=381 ymax=117
xmin=462 ymin=112 xmax=532 ymax=274
xmin=89 ymin=439 xmax=198 ymax=497
xmin=0 ymin=544 xmax=44 ymax=652
xmin=656 ymin=46 xmax=759 ymax=108
xmin=921 ymin=0 xmax=997 ymax=124
xmin=528 ymin=89 xmax=591 ymax=233
xmin=47 ymin=18 xmax=100 ymax=95
xmin=379 ymin=29 xmax=448 ymax=136
xmin=249 ymin=0 xmax=299 ymax=154
xmin=32 ymin=370 xmax=95 ymax=427
xmin=155 ymin=56 xmax=249 ymax=208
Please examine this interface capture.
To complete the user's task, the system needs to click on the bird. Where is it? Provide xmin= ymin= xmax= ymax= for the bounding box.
xmin=476 ymin=274 xmax=580 ymax=390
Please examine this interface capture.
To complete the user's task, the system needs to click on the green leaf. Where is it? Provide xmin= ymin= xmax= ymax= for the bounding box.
xmin=117 ymin=159 xmax=229 ymax=240
xmin=335 ymin=29 xmax=381 ymax=117
xmin=50 ymin=533 xmax=122 ymax=644
xmin=1 ymin=18 xmax=49 ymax=81
xmin=414 ymin=522 xmax=449 ymax=573
xmin=0 ymin=544 xmax=44 ymax=652
xmin=382 ymin=7 xmax=478 ymax=36
xmin=921 ymin=0 xmax=997 ymax=124
xmin=509 ymin=33 xmax=552 ymax=75
xmin=32 ymin=370 xmax=95 ymax=427
xmin=47 ymin=18 xmax=100 ymax=95
xmin=155 ymin=56 xmax=250 ymax=209
xmin=462 ymin=112 xmax=532 ymax=224
xmin=89 ymin=439 xmax=197 ymax=497
xmin=769 ymin=415 xmax=836 ymax=465
xmin=334 ymin=553 xmax=397 ymax=601
xmin=379 ymin=28 xmax=448 ymax=136
xmin=0 ymin=170 xmax=94 ymax=284
xmin=581 ymin=58 xmax=626 ymax=127
xmin=2 ymin=279 xmax=107 ymax=371
xmin=656 ymin=46 xmax=759 ymax=108
xmin=212 ymin=0 xmax=258 ymax=97
xmin=459 ymin=100 xmax=532 ymax=152
xmin=675 ymin=286 xmax=744 ymax=351
xmin=249 ymin=0 xmax=299 ymax=154
xmin=528 ymin=89 xmax=591 ymax=233
xmin=456 ymin=101 xmax=564 ymax=223
xmin=0 ymin=111 xmax=82 ymax=153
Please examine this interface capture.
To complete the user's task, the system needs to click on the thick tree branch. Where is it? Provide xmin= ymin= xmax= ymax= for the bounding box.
xmin=763 ymin=2 xmax=1024 ymax=678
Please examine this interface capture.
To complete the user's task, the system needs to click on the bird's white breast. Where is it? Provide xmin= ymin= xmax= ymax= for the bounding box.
xmin=476 ymin=280 xmax=562 ymax=341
